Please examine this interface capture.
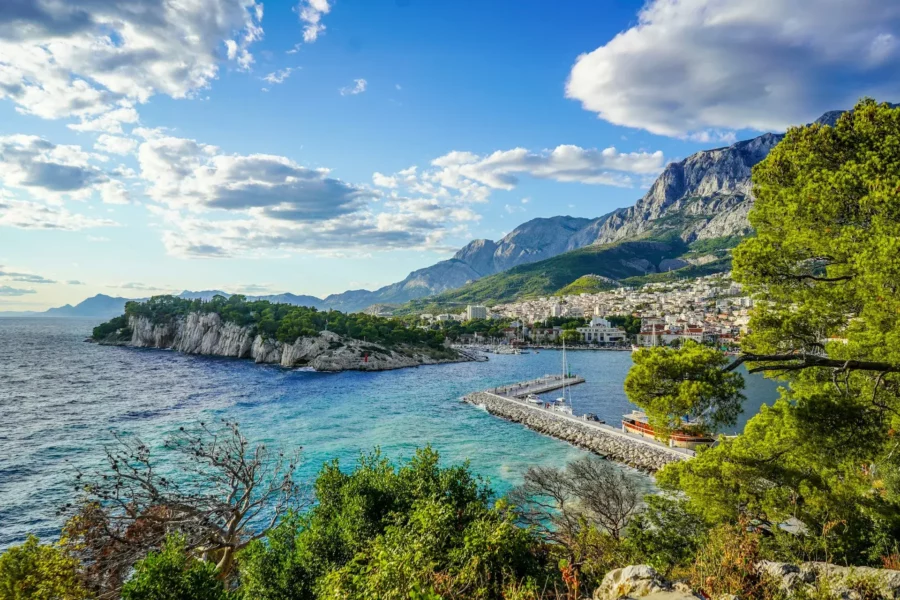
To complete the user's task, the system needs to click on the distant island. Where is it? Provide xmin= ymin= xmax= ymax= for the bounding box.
xmin=91 ymin=295 xmax=469 ymax=372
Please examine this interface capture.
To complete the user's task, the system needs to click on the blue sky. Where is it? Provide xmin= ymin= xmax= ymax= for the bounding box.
xmin=1 ymin=0 xmax=899 ymax=309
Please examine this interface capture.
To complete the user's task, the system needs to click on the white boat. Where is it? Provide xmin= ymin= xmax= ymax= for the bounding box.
xmin=551 ymin=339 xmax=575 ymax=415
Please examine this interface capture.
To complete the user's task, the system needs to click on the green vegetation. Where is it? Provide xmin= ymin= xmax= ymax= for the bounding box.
xmin=91 ymin=314 xmax=131 ymax=342
xmin=627 ymin=99 xmax=900 ymax=566
xmin=619 ymin=256 xmax=732 ymax=287
xmin=94 ymin=294 xmax=446 ymax=350
xmin=0 ymin=535 xmax=89 ymax=600
xmin=606 ymin=314 xmax=641 ymax=336
xmin=626 ymin=341 xmax=745 ymax=439
xmin=122 ymin=537 xmax=227 ymax=600
xmin=555 ymin=275 xmax=616 ymax=296
xmin=687 ymin=234 xmax=745 ymax=255
xmin=404 ymin=240 xmax=688 ymax=309
xmin=439 ymin=317 xmax=513 ymax=341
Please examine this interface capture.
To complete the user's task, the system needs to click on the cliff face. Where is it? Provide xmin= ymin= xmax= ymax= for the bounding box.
xmin=122 ymin=313 xmax=465 ymax=372
xmin=589 ymin=132 xmax=783 ymax=245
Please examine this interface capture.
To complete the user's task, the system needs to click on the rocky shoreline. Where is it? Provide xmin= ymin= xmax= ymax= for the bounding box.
xmin=96 ymin=313 xmax=472 ymax=372
xmin=463 ymin=391 xmax=688 ymax=473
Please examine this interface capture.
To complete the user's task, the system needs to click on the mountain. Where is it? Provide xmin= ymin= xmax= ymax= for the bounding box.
xmin=36 ymin=294 xmax=132 ymax=319
xmin=402 ymin=239 xmax=691 ymax=309
xmin=319 ymin=216 xmax=603 ymax=311
xmin=177 ymin=290 xmax=325 ymax=308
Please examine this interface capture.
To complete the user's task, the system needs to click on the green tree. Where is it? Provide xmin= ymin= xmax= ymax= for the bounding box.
xmin=560 ymin=329 xmax=582 ymax=345
xmin=624 ymin=341 xmax=744 ymax=439
xmin=639 ymin=99 xmax=900 ymax=565
xmin=0 ymin=536 xmax=88 ymax=600
xmin=121 ymin=536 xmax=228 ymax=600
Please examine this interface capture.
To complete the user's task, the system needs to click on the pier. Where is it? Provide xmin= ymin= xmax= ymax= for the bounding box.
xmin=463 ymin=377 xmax=693 ymax=472
xmin=490 ymin=374 xmax=586 ymax=398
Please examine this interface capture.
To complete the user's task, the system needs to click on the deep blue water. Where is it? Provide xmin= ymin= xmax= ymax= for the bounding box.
xmin=0 ymin=318 xmax=780 ymax=548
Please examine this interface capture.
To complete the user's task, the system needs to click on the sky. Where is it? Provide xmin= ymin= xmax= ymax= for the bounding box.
xmin=1 ymin=0 xmax=899 ymax=310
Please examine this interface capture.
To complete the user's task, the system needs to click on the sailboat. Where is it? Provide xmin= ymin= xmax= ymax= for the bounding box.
xmin=550 ymin=338 xmax=574 ymax=416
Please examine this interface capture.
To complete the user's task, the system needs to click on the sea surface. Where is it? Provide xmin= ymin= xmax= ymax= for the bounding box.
xmin=0 ymin=318 xmax=780 ymax=548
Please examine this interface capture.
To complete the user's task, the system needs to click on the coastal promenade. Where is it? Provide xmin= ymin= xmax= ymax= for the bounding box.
xmin=464 ymin=378 xmax=693 ymax=472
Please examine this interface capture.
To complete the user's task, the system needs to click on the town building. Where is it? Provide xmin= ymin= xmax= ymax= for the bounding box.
xmin=465 ymin=304 xmax=488 ymax=320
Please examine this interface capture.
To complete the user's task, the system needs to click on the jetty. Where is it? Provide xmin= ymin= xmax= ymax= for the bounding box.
xmin=463 ymin=378 xmax=693 ymax=472
xmin=489 ymin=374 xmax=586 ymax=398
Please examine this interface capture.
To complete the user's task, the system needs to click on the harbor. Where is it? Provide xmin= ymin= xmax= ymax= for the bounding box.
xmin=463 ymin=374 xmax=694 ymax=472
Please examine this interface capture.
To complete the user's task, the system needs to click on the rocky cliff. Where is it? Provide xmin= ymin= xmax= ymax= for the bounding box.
xmin=589 ymin=132 xmax=783 ymax=245
xmin=109 ymin=313 xmax=467 ymax=372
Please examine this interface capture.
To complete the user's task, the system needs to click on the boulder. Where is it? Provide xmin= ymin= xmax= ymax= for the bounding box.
xmin=594 ymin=565 xmax=670 ymax=599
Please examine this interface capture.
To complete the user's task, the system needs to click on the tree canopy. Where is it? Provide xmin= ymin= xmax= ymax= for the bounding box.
xmin=92 ymin=294 xmax=446 ymax=349
xmin=630 ymin=99 xmax=900 ymax=564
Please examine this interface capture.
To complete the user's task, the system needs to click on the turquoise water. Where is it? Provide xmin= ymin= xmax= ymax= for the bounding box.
xmin=0 ymin=318 xmax=780 ymax=547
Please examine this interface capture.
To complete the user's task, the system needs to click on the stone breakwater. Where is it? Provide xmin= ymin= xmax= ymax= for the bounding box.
xmin=463 ymin=391 xmax=690 ymax=472
xmin=100 ymin=313 xmax=470 ymax=372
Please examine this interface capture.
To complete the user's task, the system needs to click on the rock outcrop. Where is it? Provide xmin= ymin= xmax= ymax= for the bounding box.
xmin=112 ymin=314 xmax=469 ymax=372
xmin=463 ymin=392 xmax=688 ymax=472
xmin=592 ymin=562 xmax=900 ymax=600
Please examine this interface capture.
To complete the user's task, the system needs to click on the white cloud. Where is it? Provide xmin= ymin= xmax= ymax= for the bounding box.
xmin=67 ymin=280 xmax=86 ymax=285
xmin=372 ymin=172 xmax=398 ymax=188
xmin=429 ymin=145 xmax=665 ymax=191
xmin=136 ymin=134 xmax=479 ymax=258
xmin=0 ymin=0 xmax=264 ymax=122
xmin=262 ymin=68 xmax=295 ymax=85
xmin=566 ymin=0 xmax=900 ymax=138
xmin=340 ymin=79 xmax=367 ymax=96
xmin=295 ymin=0 xmax=331 ymax=43
xmin=95 ymin=135 xmax=138 ymax=156
xmin=0 ymin=135 xmax=110 ymax=200
xmin=68 ymin=106 xmax=140 ymax=134
xmin=0 ymin=199 xmax=117 ymax=230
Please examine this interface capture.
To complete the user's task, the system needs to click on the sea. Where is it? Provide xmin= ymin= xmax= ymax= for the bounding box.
xmin=0 ymin=317 xmax=781 ymax=548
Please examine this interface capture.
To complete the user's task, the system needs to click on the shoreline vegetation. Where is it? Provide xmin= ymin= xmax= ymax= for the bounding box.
xmin=90 ymin=294 xmax=470 ymax=372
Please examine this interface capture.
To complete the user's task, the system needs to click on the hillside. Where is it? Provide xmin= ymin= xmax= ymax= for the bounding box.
xmin=402 ymin=239 xmax=692 ymax=309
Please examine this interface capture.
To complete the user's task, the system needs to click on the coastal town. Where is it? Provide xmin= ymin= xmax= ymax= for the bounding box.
xmin=419 ymin=273 xmax=749 ymax=348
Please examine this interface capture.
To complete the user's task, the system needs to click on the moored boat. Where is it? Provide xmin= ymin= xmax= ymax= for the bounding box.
xmin=621 ymin=410 xmax=715 ymax=449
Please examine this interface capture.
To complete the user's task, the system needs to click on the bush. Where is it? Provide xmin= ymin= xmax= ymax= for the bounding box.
xmin=0 ymin=535 xmax=88 ymax=600
xmin=121 ymin=536 xmax=228 ymax=600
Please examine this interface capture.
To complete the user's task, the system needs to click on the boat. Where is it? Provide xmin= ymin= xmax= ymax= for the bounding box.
xmin=551 ymin=339 xmax=575 ymax=416
xmin=525 ymin=394 xmax=542 ymax=405
xmin=582 ymin=413 xmax=604 ymax=423
xmin=621 ymin=410 xmax=715 ymax=449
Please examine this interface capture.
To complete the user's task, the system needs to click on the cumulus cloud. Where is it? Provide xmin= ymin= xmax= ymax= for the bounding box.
xmin=136 ymin=134 xmax=480 ymax=258
xmin=0 ymin=285 xmax=36 ymax=296
xmin=0 ymin=0 xmax=264 ymax=122
xmin=0 ymin=135 xmax=105 ymax=197
xmin=138 ymin=135 xmax=375 ymax=219
xmin=566 ymin=0 xmax=900 ymax=137
xmin=0 ymin=199 xmax=117 ymax=230
xmin=295 ymin=0 xmax=331 ymax=43
xmin=95 ymin=135 xmax=138 ymax=156
xmin=340 ymin=79 xmax=367 ymax=96
xmin=0 ymin=134 xmax=129 ymax=205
